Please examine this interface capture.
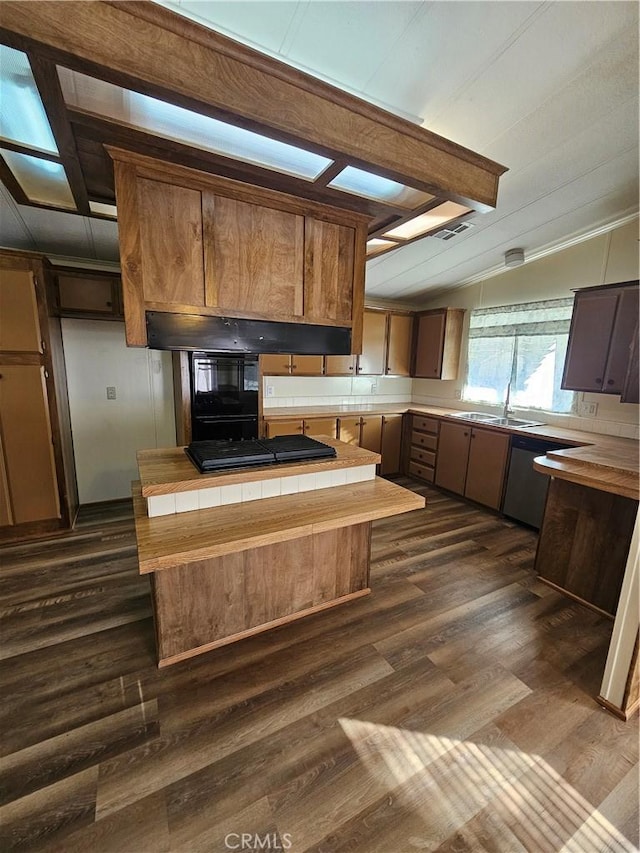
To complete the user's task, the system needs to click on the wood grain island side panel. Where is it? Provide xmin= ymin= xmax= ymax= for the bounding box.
xmin=152 ymin=524 xmax=371 ymax=665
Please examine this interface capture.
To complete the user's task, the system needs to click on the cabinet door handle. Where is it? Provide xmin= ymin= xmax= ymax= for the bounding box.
xmin=607 ymin=379 xmax=615 ymax=385
xmin=596 ymin=377 xmax=602 ymax=384
xmin=348 ymin=365 xmax=354 ymax=371
xmin=106 ymin=301 xmax=112 ymax=307
xmin=463 ymin=431 xmax=469 ymax=437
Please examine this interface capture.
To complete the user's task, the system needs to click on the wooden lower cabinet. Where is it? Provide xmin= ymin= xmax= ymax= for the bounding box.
xmin=264 ymin=413 xmax=402 ymax=473
xmin=264 ymin=419 xmax=304 ymax=438
xmin=464 ymin=428 xmax=510 ymax=509
xmin=304 ymin=418 xmax=338 ymax=439
xmin=264 ymin=417 xmax=338 ymax=439
xmin=380 ymin=414 xmax=403 ymax=475
xmin=408 ymin=415 xmax=439 ymax=482
xmin=435 ymin=421 xmax=509 ymax=510
xmin=151 ymin=523 xmax=370 ymax=665
xmin=535 ymin=478 xmax=638 ymax=616
xmin=434 ymin=421 xmax=470 ymax=494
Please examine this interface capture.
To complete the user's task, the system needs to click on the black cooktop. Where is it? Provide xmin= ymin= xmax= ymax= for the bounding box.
xmin=185 ymin=434 xmax=336 ymax=473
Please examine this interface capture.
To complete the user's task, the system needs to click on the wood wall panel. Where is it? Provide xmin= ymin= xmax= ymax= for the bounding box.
xmin=138 ymin=178 xmax=204 ymax=306
xmin=152 ymin=524 xmax=370 ymax=662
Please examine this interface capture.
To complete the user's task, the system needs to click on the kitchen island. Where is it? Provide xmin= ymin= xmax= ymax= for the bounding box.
xmin=533 ymin=442 xmax=639 ymax=720
xmin=133 ymin=437 xmax=424 ymax=666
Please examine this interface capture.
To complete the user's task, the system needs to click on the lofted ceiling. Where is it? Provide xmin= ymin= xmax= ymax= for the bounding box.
xmin=1 ymin=0 xmax=638 ymax=304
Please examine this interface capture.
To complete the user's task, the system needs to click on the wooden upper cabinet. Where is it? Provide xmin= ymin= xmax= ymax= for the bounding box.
xmin=111 ymin=149 xmax=368 ymax=348
xmin=386 ymin=313 xmax=413 ymax=376
xmin=562 ymin=282 xmax=639 ymax=398
xmin=54 ymin=268 xmax=122 ymax=318
xmin=260 ymin=354 xmax=324 ymax=375
xmin=413 ymin=308 xmax=465 ymax=379
xmin=357 ymin=310 xmax=387 ymax=375
xmin=291 ymin=355 xmax=324 ymax=375
xmin=138 ymin=178 xmax=205 ymax=307
xmin=206 ymin=194 xmax=304 ymax=317
xmin=0 ymin=267 xmax=41 ymax=353
xmin=325 ymin=354 xmax=356 ymax=375
xmin=604 ymin=287 xmax=639 ymax=400
xmin=304 ymin=218 xmax=355 ymax=325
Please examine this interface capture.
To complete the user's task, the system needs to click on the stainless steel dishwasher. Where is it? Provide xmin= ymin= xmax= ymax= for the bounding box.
xmin=502 ymin=435 xmax=572 ymax=529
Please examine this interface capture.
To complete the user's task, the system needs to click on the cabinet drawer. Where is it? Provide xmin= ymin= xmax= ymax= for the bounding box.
xmin=411 ymin=447 xmax=436 ymax=467
xmin=412 ymin=416 xmax=439 ymax=434
xmin=411 ymin=430 xmax=438 ymax=450
xmin=409 ymin=461 xmax=435 ymax=482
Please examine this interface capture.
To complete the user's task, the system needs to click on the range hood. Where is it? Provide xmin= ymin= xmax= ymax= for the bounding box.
xmin=145 ymin=311 xmax=352 ymax=355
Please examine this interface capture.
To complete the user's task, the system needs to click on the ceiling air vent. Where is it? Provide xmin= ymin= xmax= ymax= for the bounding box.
xmin=432 ymin=221 xmax=474 ymax=240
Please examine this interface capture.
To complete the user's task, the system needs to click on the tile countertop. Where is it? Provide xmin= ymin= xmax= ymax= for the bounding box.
xmin=263 ymin=403 xmax=639 ymax=499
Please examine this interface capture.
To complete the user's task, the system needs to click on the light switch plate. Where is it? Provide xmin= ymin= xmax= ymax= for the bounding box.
xmin=106 ymin=386 xmax=116 ymax=400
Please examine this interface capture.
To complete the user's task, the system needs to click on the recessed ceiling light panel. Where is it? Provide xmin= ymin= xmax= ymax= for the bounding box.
xmin=366 ymin=238 xmax=398 ymax=257
xmin=1 ymin=148 xmax=75 ymax=209
xmin=0 ymin=45 xmax=59 ymax=156
xmin=57 ymin=67 xmax=333 ymax=181
xmin=89 ymin=200 xmax=118 ymax=218
xmin=383 ymin=201 xmax=471 ymax=240
xmin=329 ymin=166 xmax=434 ymax=208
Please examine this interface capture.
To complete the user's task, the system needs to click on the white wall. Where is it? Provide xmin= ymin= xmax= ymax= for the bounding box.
xmin=61 ymin=320 xmax=176 ymax=503
xmin=413 ymin=218 xmax=640 ymax=438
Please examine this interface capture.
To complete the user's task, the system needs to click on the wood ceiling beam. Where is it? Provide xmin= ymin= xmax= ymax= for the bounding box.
xmin=27 ymin=53 xmax=90 ymax=214
xmin=0 ymin=0 xmax=507 ymax=212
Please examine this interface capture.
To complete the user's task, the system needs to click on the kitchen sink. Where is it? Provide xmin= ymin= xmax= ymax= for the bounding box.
xmin=449 ymin=411 xmax=545 ymax=429
xmin=488 ymin=417 xmax=545 ymax=428
xmin=449 ymin=412 xmax=497 ymax=422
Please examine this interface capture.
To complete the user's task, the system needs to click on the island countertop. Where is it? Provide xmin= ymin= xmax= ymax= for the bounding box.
xmin=137 ymin=436 xmax=380 ymax=497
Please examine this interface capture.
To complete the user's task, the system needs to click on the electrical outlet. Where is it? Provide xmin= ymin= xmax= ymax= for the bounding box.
xmin=580 ymin=401 xmax=598 ymax=417
xmin=106 ymin=386 xmax=116 ymax=400
xmin=266 ymin=385 xmax=275 ymax=397
xmin=453 ymin=389 xmax=462 ymax=400
xmin=370 ymin=382 xmax=377 ymax=394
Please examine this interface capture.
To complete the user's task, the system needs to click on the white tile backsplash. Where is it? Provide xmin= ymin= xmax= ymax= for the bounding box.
xmin=262 ymin=375 xmax=412 ymax=408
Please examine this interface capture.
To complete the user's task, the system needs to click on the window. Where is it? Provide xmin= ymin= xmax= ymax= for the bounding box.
xmin=463 ymin=298 xmax=574 ymax=413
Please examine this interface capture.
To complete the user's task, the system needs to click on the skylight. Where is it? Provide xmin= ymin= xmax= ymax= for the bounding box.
xmin=366 ymin=238 xmax=398 ymax=257
xmin=57 ymin=67 xmax=333 ymax=181
xmin=89 ymin=201 xmax=118 ymax=218
xmin=329 ymin=166 xmax=433 ymax=208
xmin=383 ymin=201 xmax=471 ymax=240
xmin=0 ymin=45 xmax=58 ymax=155
xmin=1 ymin=149 xmax=75 ymax=208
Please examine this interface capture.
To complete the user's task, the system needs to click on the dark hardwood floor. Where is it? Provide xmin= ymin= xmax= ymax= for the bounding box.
xmin=0 ymin=480 xmax=637 ymax=852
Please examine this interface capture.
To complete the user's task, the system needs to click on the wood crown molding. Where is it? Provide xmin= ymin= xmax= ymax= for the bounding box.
xmin=0 ymin=0 xmax=507 ymax=210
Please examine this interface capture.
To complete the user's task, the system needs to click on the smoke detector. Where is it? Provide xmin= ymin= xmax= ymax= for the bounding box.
xmin=505 ymin=248 xmax=525 ymax=267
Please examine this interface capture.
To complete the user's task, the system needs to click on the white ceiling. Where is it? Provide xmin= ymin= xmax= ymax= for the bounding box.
xmin=1 ymin=0 xmax=638 ymax=298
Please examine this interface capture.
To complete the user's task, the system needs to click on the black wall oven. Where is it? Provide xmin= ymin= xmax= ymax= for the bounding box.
xmin=189 ymin=352 xmax=259 ymax=442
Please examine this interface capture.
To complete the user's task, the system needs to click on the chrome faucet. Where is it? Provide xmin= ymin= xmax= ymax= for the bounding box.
xmin=502 ymin=381 xmax=513 ymax=419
